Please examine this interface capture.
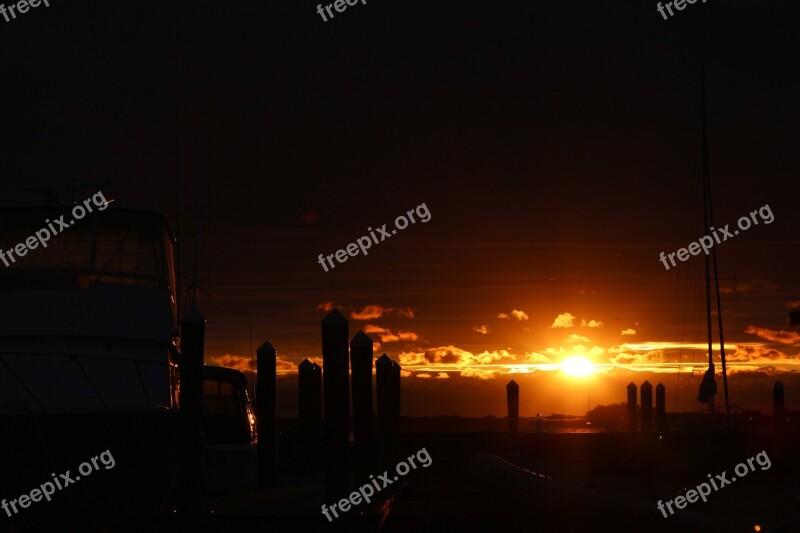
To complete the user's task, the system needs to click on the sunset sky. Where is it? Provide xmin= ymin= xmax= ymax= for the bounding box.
xmin=2 ymin=0 xmax=799 ymax=417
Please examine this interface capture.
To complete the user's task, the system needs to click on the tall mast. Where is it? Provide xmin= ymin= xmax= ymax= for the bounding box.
xmin=697 ymin=66 xmax=716 ymax=414
xmin=703 ymin=71 xmax=731 ymax=422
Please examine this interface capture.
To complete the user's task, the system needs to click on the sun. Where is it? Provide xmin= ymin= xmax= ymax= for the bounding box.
xmin=560 ymin=356 xmax=596 ymax=377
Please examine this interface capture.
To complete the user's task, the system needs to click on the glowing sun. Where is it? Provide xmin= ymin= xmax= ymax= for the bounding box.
xmin=560 ymin=356 xmax=596 ymax=377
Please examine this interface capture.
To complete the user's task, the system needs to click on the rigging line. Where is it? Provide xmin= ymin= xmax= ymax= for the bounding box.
xmin=700 ymin=65 xmax=716 ymax=415
xmin=249 ymin=318 xmax=256 ymax=405
xmin=703 ymin=73 xmax=731 ymax=422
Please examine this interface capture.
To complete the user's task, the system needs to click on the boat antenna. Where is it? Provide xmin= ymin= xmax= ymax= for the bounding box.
xmin=703 ymin=68 xmax=731 ymax=423
xmin=697 ymin=64 xmax=718 ymax=413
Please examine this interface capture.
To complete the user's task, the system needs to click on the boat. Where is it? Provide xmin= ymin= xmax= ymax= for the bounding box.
xmin=202 ymin=364 xmax=258 ymax=490
xmin=0 ymin=201 xmax=182 ymax=529
xmin=693 ymin=67 xmax=731 ymax=424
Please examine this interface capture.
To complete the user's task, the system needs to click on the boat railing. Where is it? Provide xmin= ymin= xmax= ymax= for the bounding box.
xmin=0 ymin=349 xmax=176 ymax=412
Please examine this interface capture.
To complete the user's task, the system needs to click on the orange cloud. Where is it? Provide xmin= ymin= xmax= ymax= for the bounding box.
xmin=316 ymin=300 xmax=336 ymax=312
xmin=621 ymin=328 xmax=636 ymax=336
xmin=566 ymin=334 xmax=590 ymax=343
xmin=551 ymin=312 xmax=576 ymax=328
xmin=208 ymin=353 xmax=297 ymax=375
xmin=499 ymin=309 xmax=529 ymax=321
xmin=350 ymin=305 xmax=415 ymax=320
xmin=473 ymin=325 xmax=490 ymax=335
xmin=363 ymin=324 xmax=419 ymax=343
xmin=745 ymin=325 xmax=800 ymax=345
xmin=581 ymin=319 xmax=603 ymax=328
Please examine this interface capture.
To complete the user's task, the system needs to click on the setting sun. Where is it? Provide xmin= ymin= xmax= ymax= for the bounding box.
xmin=560 ymin=356 xmax=596 ymax=377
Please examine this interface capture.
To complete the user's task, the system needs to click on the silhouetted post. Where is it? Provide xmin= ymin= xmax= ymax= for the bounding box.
xmin=391 ymin=359 xmax=401 ymax=436
xmin=298 ymin=359 xmax=321 ymax=452
xmin=627 ymin=382 xmax=637 ymax=434
xmin=376 ymin=354 xmax=399 ymax=454
xmin=656 ymin=383 xmax=666 ymax=435
xmin=256 ymin=341 xmax=276 ymax=487
xmin=506 ymin=380 xmax=519 ymax=435
xmin=322 ymin=309 xmax=349 ymax=500
xmin=350 ymin=331 xmax=374 ymax=449
xmin=641 ymin=381 xmax=653 ymax=434
xmin=773 ymin=380 xmax=785 ymax=435
xmin=177 ymin=308 xmax=206 ymax=513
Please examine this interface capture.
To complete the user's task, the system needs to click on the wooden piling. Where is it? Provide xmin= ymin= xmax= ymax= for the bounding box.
xmin=627 ymin=382 xmax=637 ymax=434
xmin=256 ymin=341 xmax=276 ymax=487
xmin=350 ymin=331 xmax=374 ymax=449
xmin=298 ymin=359 xmax=321 ymax=450
xmin=321 ymin=309 xmax=349 ymax=499
xmin=506 ymin=380 xmax=519 ymax=435
xmin=655 ymin=382 xmax=666 ymax=435
xmin=641 ymin=381 xmax=652 ymax=434
xmin=376 ymin=354 xmax=396 ymax=447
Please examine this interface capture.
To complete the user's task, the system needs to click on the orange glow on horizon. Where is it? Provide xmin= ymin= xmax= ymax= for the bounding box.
xmin=560 ymin=356 xmax=597 ymax=377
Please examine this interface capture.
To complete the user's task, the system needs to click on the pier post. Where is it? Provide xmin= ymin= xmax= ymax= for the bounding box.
xmin=298 ymin=359 xmax=322 ymax=456
xmin=321 ymin=309 xmax=350 ymax=500
xmin=391 ymin=359 xmax=401 ymax=437
xmin=627 ymin=382 xmax=637 ymax=434
xmin=350 ymin=331 xmax=374 ymax=449
xmin=655 ymin=383 xmax=666 ymax=435
xmin=641 ymin=381 xmax=652 ymax=434
xmin=256 ymin=341 xmax=276 ymax=487
xmin=506 ymin=380 xmax=519 ymax=435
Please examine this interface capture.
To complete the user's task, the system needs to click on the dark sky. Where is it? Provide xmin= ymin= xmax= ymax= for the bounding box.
xmin=2 ymin=0 xmax=799 ymax=416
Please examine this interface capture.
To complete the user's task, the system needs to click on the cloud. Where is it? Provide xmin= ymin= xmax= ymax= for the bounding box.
xmin=609 ymin=351 xmax=664 ymax=366
xmin=208 ymin=353 xmax=297 ymax=375
xmin=728 ymin=344 xmax=788 ymax=362
xmin=524 ymin=352 xmax=551 ymax=363
xmin=460 ymin=367 xmax=498 ymax=380
xmin=621 ymin=328 xmax=637 ymax=336
xmin=551 ymin=312 xmax=576 ymax=328
xmin=397 ymin=345 xmax=515 ymax=368
xmin=416 ymin=373 xmax=432 ymax=379
xmin=545 ymin=344 xmax=605 ymax=359
xmin=566 ymin=334 xmax=590 ymax=343
xmin=510 ymin=310 xmax=529 ymax=321
xmin=719 ymin=278 xmax=778 ymax=294
xmin=316 ymin=300 xmax=335 ymax=312
xmin=400 ymin=369 xmax=413 ymax=377
xmin=373 ymin=341 xmax=382 ymax=352
xmin=437 ymin=372 xmax=450 ymax=379
xmin=351 ymin=305 xmax=415 ymax=320
xmin=785 ymin=300 xmax=800 ymax=309
xmin=473 ymin=325 xmax=490 ymax=335
xmin=581 ymin=319 xmax=604 ymax=328
xmin=498 ymin=309 xmax=529 ymax=321
xmin=745 ymin=325 xmax=800 ymax=345
xmin=363 ymin=324 xmax=419 ymax=343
